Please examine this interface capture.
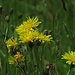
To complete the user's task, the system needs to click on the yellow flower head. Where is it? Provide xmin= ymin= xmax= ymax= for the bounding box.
xmin=62 ymin=51 xmax=75 ymax=65
xmin=17 ymin=29 xmax=53 ymax=44
xmin=14 ymin=52 xmax=25 ymax=62
xmin=8 ymin=52 xmax=25 ymax=64
xmin=6 ymin=38 xmax=17 ymax=52
xmin=16 ymin=17 xmax=41 ymax=35
xmin=19 ymin=30 xmax=39 ymax=43
xmin=19 ymin=30 xmax=34 ymax=43
xmin=36 ymin=33 xmax=53 ymax=43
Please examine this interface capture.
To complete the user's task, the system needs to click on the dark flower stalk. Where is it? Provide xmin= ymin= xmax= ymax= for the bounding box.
xmin=0 ymin=5 xmax=3 ymax=14
xmin=61 ymin=0 xmax=67 ymax=11
xmin=9 ymin=8 xmax=13 ymax=15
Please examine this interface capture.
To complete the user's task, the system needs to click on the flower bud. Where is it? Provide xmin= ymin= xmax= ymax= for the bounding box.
xmin=2 ymin=33 xmax=5 ymax=37
xmin=18 ymin=13 xmax=22 ymax=19
xmin=43 ymin=29 xmax=48 ymax=35
xmin=48 ymin=30 xmax=52 ymax=35
xmin=11 ymin=25 xmax=14 ymax=32
xmin=0 ymin=5 xmax=3 ymax=14
xmin=9 ymin=8 xmax=13 ymax=15
xmin=5 ymin=16 xmax=10 ymax=23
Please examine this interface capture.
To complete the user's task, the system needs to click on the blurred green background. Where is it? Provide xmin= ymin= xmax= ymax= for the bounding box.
xmin=0 ymin=0 xmax=75 ymax=75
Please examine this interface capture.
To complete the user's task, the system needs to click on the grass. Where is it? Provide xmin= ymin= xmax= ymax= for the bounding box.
xmin=0 ymin=0 xmax=75 ymax=75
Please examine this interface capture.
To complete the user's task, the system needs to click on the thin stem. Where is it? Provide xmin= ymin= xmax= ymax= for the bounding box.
xmin=29 ymin=48 xmax=35 ymax=75
xmin=55 ymin=66 xmax=60 ymax=75
xmin=34 ymin=46 xmax=39 ymax=75
xmin=4 ymin=22 xmax=9 ymax=42
xmin=67 ymin=69 xmax=70 ymax=75
xmin=64 ymin=25 xmax=75 ymax=50
xmin=18 ymin=65 xmax=26 ymax=75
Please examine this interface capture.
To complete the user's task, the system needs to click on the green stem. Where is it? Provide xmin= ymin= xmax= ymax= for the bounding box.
xmin=4 ymin=22 xmax=9 ymax=42
xmin=18 ymin=65 xmax=26 ymax=75
xmin=34 ymin=46 xmax=39 ymax=75
xmin=67 ymin=69 xmax=71 ymax=75
xmin=55 ymin=66 xmax=60 ymax=75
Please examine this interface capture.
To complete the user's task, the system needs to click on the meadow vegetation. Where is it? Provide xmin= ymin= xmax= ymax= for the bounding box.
xmin=0 ymin=0 xmax=75 ymax=75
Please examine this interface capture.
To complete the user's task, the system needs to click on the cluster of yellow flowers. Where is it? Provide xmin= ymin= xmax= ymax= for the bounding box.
xmin=16 ymin=17 xmax=53 ymax=43
xmin=6 ymin=17 xmax=53 ymax=65
xmin=6 ymin=16 xmax=75 ymax=71
xmin=62 ymin=51 xmax=75 ymax=65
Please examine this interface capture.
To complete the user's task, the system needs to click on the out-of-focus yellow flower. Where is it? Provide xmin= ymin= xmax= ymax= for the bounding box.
xmin=8 ymin=56 xmax=16 ymax=64
xmin=16 ymin=17 xmax=41 ymax=35
xmin=62 ymin=51 xmax=75 ymax=65
xmin=14 ymin=52 xmax=25 ymax=62
xmin=6 ymin=38 xmax=17 ymax=52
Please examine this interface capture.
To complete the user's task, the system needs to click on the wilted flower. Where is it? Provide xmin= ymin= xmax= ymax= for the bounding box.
xmin=62 ymin=51 xmax=75 ymax=65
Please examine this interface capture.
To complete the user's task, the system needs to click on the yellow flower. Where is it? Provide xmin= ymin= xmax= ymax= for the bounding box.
xmin=62 ymin=51 xmax=75 ymax=65
xmin=19 ymin=30 xmax=34 ymax=43
xmin=18 ymin=30 xmax=39 ymax=43
xmin=36 ymin=33 xmax=53 ymax=43
xmin=15 ymin=16 xmax=53 ymax=44
xmin=8 ymin=52 xmax=25 ymax=64
xmin=6 ymin=38 xmax=17 ymax=52
xmin=16 ymin=17 xmax=41 ymax=35
xmin=23 ymin=17 xmax=41 ymax=29
xmin=8 ymin=56 xmax=16 ymax=64
xmin=18 ymin=29 xmax=53 ymax=43
xmin=14 ymin=52 xmax=25 ymax=62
